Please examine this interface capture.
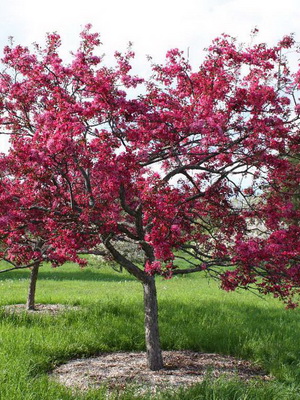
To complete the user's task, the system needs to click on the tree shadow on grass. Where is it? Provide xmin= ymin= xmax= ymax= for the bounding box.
xmin=0 ymin=267 xmax=135 ymax=282
xmin=1 ymin=294 xmax=300 ymax=381
xmin=158 ymin=298 xmax=300 ymax=380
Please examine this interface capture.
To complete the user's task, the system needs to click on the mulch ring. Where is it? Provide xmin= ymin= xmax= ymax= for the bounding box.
xmin=51 ymin=350 xmax=272 ymax=397
xmin=2 ymin=303 xmax=80 ymax=314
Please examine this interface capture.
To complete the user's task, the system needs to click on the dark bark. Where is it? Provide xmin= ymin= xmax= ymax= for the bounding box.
xmin=143 ymin=276 xmax=164 ymax=371
xmin=104 ymin=237 xmax=164 ymax=370
xmin=104 ymin=238 xmax=145 ymax=281
xmin=26 ymin=262 xmax=40 ymax=310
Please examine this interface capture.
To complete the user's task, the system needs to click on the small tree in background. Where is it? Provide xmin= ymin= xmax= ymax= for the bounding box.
xmin=0 ymin=27 xmax=299 ymax=369
xmin=0 ymin=159 xmax=90 ymax=309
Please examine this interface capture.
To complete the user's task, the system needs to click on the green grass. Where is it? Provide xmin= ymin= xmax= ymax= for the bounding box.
xmin=0 ymin=260 xmax=300 ymax=399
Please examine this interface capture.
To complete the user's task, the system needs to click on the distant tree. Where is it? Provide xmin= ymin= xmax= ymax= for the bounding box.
xmin=286 ymin=152 xmax=300 ymax=223
xmin=0 ymin=161 xmax=89 ymax=309
xmin=0 ymin=27 xmax=299 ymax=369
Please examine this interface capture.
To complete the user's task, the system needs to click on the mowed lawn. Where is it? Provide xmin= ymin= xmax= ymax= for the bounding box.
xmin=0 ymin=258 xmax=300 ymax=399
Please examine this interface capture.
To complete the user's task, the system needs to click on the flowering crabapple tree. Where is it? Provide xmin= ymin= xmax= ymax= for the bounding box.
xmin=0 ymin=26 xmax=300 ymax=370
xmin=0 ymin=156 xmax=92 ymax=309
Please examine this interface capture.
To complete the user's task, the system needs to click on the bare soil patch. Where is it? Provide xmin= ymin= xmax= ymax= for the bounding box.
xmin=52 ymin=350 xmax=271 ymax=397
xmin=2 ymin=303 xmax=80 ymax=314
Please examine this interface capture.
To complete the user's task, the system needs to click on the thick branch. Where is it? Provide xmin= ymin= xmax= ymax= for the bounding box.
xmin=0 ymin=260 xmax=40 ymax=273
xmin=119 ymin=183 xmax=137 ymax=216
xmin=104 ymin=237 xmax=146 ymax=282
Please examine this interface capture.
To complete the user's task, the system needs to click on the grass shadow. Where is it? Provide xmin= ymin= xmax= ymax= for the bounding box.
xmin=0 ymin=268 xmax=135 ymax=282
xmin=1 ymin=293 xmax=300 ymax=384
xmin=158 ymin=298 xmax=300 ymax=381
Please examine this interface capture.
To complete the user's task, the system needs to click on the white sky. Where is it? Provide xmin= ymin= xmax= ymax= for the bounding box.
xmin=0 ymin=0 xmax=300 ymax=153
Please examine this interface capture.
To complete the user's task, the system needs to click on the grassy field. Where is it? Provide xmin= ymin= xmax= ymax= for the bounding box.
xmin=0 ymin=258 xmax=300 ymax=399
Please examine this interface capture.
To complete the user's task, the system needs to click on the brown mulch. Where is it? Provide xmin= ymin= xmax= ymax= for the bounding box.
xmin=52 ymin=350 xmax=271 ymax=397
xmin=2 ymin=303 xmax=80 ymax=314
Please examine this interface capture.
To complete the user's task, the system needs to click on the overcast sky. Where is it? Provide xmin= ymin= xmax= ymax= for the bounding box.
xmin=0 ymin=0 xmax=299 ymax=152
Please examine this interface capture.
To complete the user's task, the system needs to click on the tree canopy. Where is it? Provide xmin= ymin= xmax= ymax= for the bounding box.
xmin=0 ymin=26 xmax=299 ymax=369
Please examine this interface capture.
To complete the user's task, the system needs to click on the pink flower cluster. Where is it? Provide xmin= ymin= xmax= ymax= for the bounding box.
xmin=0 ymin=26 xmax=299 ymax=306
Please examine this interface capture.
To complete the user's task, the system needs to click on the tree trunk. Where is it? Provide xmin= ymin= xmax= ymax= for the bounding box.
xmin=143 ymin=276 xmax=164 ymax=370
xmin=26 ymin=262 xmax=40 ymax=310
xmin=103 ymin=238 xmax=163 ymax=370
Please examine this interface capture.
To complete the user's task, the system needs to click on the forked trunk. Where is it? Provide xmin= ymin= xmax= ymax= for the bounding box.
xmin=143 ymin=276 xmax=164 ymax=370
xmin=26 ymin=262 xmax=40 ymax=310
xmin=103 ymin=238 xmax=164 ymax=370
